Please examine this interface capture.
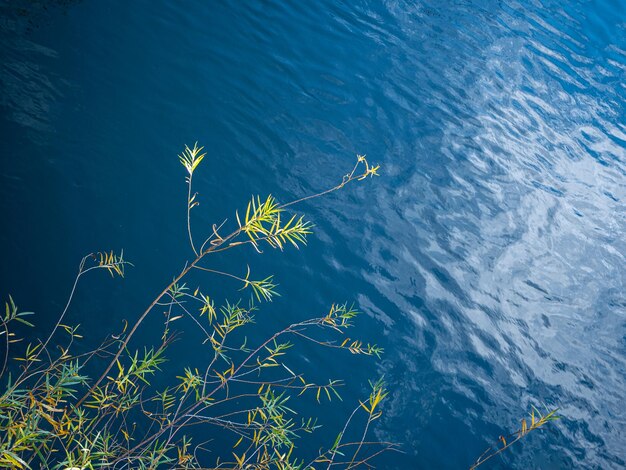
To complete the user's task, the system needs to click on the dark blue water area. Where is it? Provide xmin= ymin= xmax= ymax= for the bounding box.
xmin=1 ymin=0 xmax=625 ymax=468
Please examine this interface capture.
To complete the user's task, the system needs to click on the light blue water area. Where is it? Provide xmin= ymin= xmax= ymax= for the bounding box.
xmin=1 ymin=0 xmax=625 ymax=468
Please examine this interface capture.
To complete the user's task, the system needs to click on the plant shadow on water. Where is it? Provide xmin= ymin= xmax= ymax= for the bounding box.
xmin=1 ymin=0 xmax=625 ymax=468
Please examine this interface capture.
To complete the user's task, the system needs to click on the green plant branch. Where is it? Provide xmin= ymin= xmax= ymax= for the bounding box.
xmin=469 ymin=407 xmax=560 ymax=469
xmin=2 ymin=145 xmax=391 ymax=469
xmin=76 ymin=153 xmax=378 ymax=410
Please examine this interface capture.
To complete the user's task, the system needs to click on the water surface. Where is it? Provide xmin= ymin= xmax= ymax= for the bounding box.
xmin=1 ymin=0 xmax=625 ymax=468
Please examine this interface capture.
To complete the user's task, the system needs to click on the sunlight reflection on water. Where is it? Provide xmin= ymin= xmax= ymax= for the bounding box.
xmin=1 ymin=0 xmax=624 ymax=467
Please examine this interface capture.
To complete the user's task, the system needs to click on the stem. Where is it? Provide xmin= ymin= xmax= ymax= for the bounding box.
xmin=75 ymin=258 xmax=198 ymax=407
xmin=193 ymin=266 xmax=248 ymax=284
xmin=76 ymin=158 xmax=372 ymax=421
xmin=0 ymin=321 xmax=9 ymax=379
xmin=325 ymin=403 xmax=361 ymax=469
xmin=187 ymin=173 xmax=198 ymax=257
xmin=10 ymin=255 xmax=102 ymax=393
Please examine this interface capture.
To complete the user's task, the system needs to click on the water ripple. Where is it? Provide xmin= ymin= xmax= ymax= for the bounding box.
xmin=328 ymin=0 xmax=626 ymax=467
xmin=1 ymin=0 xmax=625 ymax=468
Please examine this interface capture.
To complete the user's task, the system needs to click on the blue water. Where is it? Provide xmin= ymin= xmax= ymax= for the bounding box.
xmin=1 ymin=0 xmax=625 ymax=468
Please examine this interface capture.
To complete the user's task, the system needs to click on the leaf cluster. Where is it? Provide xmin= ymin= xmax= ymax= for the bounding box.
xmin=0 ymin=146 xmax=392 ymax=469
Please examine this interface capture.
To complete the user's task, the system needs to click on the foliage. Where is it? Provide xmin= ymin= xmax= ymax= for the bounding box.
xmin=0 ymin=145 xmax=397 ymax=469
xmin=470 ymin=406 xmax=560 ymax=469
xmin=0 ymin=143 xmax=559 ymax=469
